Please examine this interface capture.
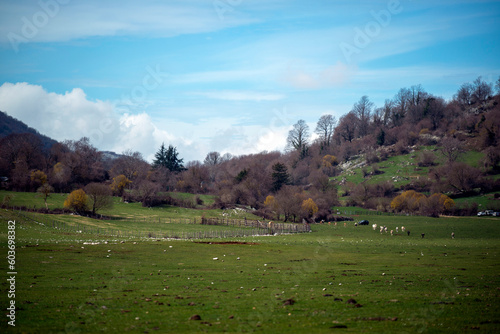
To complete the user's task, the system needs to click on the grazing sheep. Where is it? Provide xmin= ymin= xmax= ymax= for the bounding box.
xmin=380 ymin=226 xmax=384 ymax=233
xmin=372 ymin=223 xmax=377 ymax=231
xmin=390 ymin=230 xmax=394 ymax=236
xmin=384 ymin=226 xmax=388 ymax=233
xmin=395 ymin=227 xmax=399 ymax=233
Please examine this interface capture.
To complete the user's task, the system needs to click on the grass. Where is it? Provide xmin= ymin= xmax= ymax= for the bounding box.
xmin=1 ymin=207 xmax=499 ymax=333
xmin=0 ymin=190 xmax=260 ymax=221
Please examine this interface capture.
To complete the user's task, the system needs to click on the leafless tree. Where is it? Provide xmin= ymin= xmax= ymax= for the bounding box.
xmin=315 ymin=114 xmax=336 ymax=148
xmin=352 ymin=95 xmax=373 ymax=137
xmin=455 ymin=82 xmax=474 ymax=109
xmin=472 ymin=76 xmax=493 ymax=104
xmin=204 ymin=151 xmax=223 ymax=166
xmin=440 ymin=137 xmax=465 ymax=163
xmin=84 ymin=182 xmax=113 ymax=215
xmin=391 ymin=88 xmax=411 ymax=126
xmin=287 ymin=120 xmax=310 ymax=158
xmin=133 ymin=180 xmax=160 ymax=207
xmin=426 ymin=97 xmax=446 ymax=130
xmin=111 ymin=150 xmax=150 ymax=182
xmin=335 ymin=112 xmax=359 ymax=143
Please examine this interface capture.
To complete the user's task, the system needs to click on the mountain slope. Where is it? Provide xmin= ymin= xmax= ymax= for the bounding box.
xmin=0 ymin=110 xmax=58 ymax=150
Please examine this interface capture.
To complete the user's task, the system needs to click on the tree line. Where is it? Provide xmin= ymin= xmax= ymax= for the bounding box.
xmin=1 ymin=76 xmax=499 ymax=219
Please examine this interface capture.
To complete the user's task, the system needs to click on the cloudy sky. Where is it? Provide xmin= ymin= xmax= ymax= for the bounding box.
xmin=1 ymin=0 xmax=499 ymax=162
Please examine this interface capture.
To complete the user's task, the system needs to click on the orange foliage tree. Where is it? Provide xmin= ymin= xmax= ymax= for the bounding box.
xmin=391 ymin=190 xmax=455 ymax=215
xmin=64 ymin=189 xmax=88 ymax=213
xmin=110 ymin=174 xmax=131 ymax=197
xmin=301 ymin=198 xmax=319 ymax=218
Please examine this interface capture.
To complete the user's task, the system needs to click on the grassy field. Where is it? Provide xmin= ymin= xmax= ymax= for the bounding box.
xmin=1 ymin=206 xmax=499 ymax=333
xmin=332 ymin=146 xmax=488 ymax=187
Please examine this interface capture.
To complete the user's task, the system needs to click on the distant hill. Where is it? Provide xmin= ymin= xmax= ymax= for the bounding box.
xmin=0 ymin=110 xmax=58 ymax=150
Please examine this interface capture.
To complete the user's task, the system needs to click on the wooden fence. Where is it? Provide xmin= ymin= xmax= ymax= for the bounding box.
xmin=17 ymin=211 xmax=310 ymax=240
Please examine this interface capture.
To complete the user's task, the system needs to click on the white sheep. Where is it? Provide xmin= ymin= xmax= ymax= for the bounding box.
xmin=372 ymin=223 xmax=378 ymax=231
xmin=396 ymin=227 xmax=399 ymax=233
xmin=401 ymin=226 xmax=405 ymax=232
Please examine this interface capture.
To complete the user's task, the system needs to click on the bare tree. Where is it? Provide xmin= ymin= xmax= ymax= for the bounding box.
xmin=472 ymin=76 xmax=493 ymax=104
xmin=335 ymin=112 xmax=359 ymax=142
xmin=352 ymin=95 xmax=373 ymax=137
xmin=426 ymin=96 xmax=446 ymax=130
xmin=63 ymin=137 xmax=105 ymax=184
xmin=455 ymin=82 xmax=474 ymax=109
xmin=287 ymin=120 xmax=310 ymax=158
xmin=111 ymin=150 xmax=149 ymax=182
xmin=315 ymin=114 xmax=336 ymax=148
xmin=440 ymin=137 xmax=465 ymax=163
xmin=204 ymin=151 xmax=223 ymax=166
xmin=133 ymin=180 xmax=160 ymax=207
xmin=84 ymin=182 xmax=113 ymax=215
xmin=392 ymin=88 xmax=411 ymax=126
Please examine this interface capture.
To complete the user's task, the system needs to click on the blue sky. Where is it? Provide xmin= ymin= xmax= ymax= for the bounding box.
xmin=0 ymin=0 xmax=499 ymax=162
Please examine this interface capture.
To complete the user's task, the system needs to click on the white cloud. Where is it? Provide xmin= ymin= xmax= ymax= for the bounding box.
xmin=0 ymin=82 xmax=182 ymax=160
xmin=0 ymin=82 xmax=292 ymax=162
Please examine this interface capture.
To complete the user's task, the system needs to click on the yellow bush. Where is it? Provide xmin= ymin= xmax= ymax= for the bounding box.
xmin=302 ymin=198 xmax=318 ymax=218
xmin=64 ymin=189 xmax=88 ymax=213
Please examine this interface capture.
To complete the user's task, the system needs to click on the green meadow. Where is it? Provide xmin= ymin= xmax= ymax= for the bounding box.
xmin=1 ymin=197 xmax=499 ymax=333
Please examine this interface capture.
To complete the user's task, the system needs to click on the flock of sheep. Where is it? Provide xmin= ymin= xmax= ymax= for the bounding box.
xmin=370 ymin=223 xmax=455 ymax=239
xmin=372 ymin=223 xmax=407 ymax=236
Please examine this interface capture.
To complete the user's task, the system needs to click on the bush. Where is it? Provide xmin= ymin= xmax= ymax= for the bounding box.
xmin=64 ymin=189 xmax=88 ymax=213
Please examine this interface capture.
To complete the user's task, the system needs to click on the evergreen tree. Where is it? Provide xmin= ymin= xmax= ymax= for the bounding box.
xmin=153 ymin=143 xmax=185 ymax=172
xmin=271 ymin=162 xmax=290 ymax=192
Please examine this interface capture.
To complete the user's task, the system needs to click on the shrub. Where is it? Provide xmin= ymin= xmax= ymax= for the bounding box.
xmin=64 ymin=189 xmax=88 ymax=213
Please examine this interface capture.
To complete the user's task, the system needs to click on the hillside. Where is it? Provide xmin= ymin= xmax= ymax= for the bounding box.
xmin=1 ymin=80 xmax=499 ymax=220
xmin=0 ymin=110 xmax=57 ymax=150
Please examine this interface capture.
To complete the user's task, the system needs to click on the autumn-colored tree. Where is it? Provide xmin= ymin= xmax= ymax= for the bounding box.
xmin=51 ymin=162 xmax=71 ymax=192
xmin=390 ymin=190 xmax=426 ymax=213
xmin=301 ymin=198 xmax=318 ymax=219
xmin=64 ymin=189 xmax=88 ymax=213
xmin=264 ymin=195 xmax=280 ymax=220
xmin=111 ymin=174 xmax=132 ymax=197
xmin=30 ymin=170 xmax=48 ymax=187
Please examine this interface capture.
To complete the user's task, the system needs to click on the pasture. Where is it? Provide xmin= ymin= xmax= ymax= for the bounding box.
xmin=1 ymin=207 xmax=500 ymax=333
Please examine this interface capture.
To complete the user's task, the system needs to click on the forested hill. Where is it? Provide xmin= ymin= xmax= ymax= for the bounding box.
xmin=0 ymin=111 xmax=57 ymax=150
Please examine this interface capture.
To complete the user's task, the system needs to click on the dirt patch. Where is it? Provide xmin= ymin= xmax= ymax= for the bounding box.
xmin=195 ymin=241 xmax=259 ymax=245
